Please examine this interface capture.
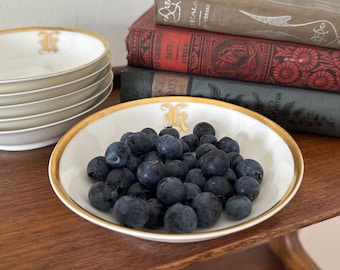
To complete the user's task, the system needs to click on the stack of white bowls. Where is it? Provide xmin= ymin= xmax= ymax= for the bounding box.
xmin=0 ymin=27 xmax=113 ymax=151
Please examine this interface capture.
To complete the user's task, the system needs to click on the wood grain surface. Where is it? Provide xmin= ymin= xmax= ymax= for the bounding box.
xmin=1 ymin=89 xmax=339 ymax=270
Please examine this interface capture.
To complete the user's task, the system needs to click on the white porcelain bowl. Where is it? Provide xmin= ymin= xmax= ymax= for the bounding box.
xmin=0 ymin=79 xmax=113 ymax=131
xmin=0 ymin=27 xmax=109 ymax=93
xmin=48 ymin=97 xmax=304 ymax=243
xmin=0 ymin=70 xmax=113 ymax=118
xmin=0 ymin=53 xmax=111 ymax=105
xmin=0 ymin=84 xmax=113 ymax=151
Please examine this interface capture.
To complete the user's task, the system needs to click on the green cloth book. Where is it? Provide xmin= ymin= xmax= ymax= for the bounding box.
xmin=121 ymin=65 xmax=340 ymax=137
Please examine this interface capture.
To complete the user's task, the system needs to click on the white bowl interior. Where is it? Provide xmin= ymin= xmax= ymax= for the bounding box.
xmin=0 ymin=28 xmax=109 ymax=93
xmin=0 ymin=28 xmax=108 ymax=81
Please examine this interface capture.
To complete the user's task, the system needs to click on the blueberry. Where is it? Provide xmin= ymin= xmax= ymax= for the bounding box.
xmin=156 ymin=134 xmax=183 ymax=160
xmin=143 ymin=150 xmax=163 ymax=162
xmin=144 ymin=198 xmax=166 ymax=229
xmin=113 ymin=195 xmax=150 ymax=228
xmin=181 ymin=152 xmax=198 ymax=170
xmin=234 ymin=175 xmax=260 ymax=201
xmin=165 ymin=159 xmax=189 ymax=180
xmin=228 ymin=152 xmax=244 ymax=169
xmin=195 ymin=143 xmax=217 ymax=159
xmin=141 ymin=127 xmax=158 ymax=136
xmin=88 ymin=182 xmax=118 ymax=211
xmin=126 ymin=153 xmax=143 ymax=174
xmin=183 ymin=182 xmax=201 ymax=205
xmin=87 ymin=156 xmax=112 ymax=182
xmin=217 ymin=136 xmax=240 ymax=153
xmin=181 ymin=133 xmax=199 ymax=152
xmin=185 ymin=168 xmax=206 ymax=190
xmin=204 ymin=176 xmax=234 ymax=205
xmin=199 ymin=149 xmax=230 ymax=176
xmin=199 ymin=134 xmax=217 ymax=145
xmin=136 ymin=160 xmax=167 ymax=189
xmin=120 ymin=131 xmax=134 ymax=143
xmin=163 ymin=203 xmax=197 ymax=233
xmin=147 ymin=134 xmax=159 ymax=151
xmin=224 ymin=168 xmax=238 ymax=185
xmin=159 ymin=127 xmax=180 ymax=138
xmin=127 ymin=182 xmax=154 ymax=200
xmin=105 ymin=141 xmax=131 ymax=168
xmin=225 ymin=195 xmax=252 ymax=220
xmin=125 ymin=131 xmax=154 ymax=155
xmin=180 ymin=138 xmax=190 ymax=153
xmin=106 ymin=167 xmax=136 ymax=196
xmin=191 ymin=192 xmax=222 ymax=228
xmin=234 ymin=159 xmax=264 ymax=183
xmin=156 ymin=177 xmax=185 ymax=206
xmin=193 ymin=122 xmax=215 ymax=138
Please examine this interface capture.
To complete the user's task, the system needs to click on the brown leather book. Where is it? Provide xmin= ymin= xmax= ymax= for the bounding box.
xmin=154 ymin=0 xmax=340 ymax=50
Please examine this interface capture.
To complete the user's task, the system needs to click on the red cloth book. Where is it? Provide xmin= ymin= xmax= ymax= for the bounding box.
xmin=126 ymin=7 xmax=340 ymax=92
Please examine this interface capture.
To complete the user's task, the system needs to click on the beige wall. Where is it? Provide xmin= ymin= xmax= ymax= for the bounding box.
xmin=0 ymin=0 xmax=153 ymax=67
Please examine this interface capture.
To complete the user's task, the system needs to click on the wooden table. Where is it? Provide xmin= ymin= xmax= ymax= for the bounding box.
xmin=1 ymin=88 xmax=340 ymax=270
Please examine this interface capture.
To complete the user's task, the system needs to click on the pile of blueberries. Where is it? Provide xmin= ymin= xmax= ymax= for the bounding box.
xmin=86 ymin=122 xmax=264 ymax=233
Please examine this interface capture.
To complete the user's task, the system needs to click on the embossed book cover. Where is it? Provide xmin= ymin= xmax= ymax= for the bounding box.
xmin=126 ymin=7 xmax=340 ymax=92
xmin=154 ymin=0 xmax=340 ymax=50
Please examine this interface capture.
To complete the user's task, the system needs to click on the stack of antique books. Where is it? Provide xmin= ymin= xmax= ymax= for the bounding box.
xmin=121 ymin=0 xmax=340 ymax=137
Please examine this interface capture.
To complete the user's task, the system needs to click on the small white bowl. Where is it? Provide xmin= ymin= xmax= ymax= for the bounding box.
xmin=0 ymin=78 xmax=113 ymax=131
xmin=0 ymin=27 xmax=109 ymax=93
xmin=0 ymin=52 xmax=111 ymax=105
xmin=0 ymin=70 xmax=113 ymax=118
xmin=0 ymin=83 xmax=113 ymax=151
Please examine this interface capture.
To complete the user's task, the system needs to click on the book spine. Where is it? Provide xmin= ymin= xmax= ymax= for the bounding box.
xmin=154 ymin=0 xmax=340 ymax=50
xmin=126 ymin=9 xmax=340 ymax=92
xmin=121 ymin=66 xmax=340 ymax=137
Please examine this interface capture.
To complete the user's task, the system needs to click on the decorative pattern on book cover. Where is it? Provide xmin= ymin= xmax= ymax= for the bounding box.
xmin=126 ymin=7 xmax=340 ymax=92
xmin=154 ymin=0 xmax=340 ymax=50
xmin=121 ymin=66 xmax=340 ymax=137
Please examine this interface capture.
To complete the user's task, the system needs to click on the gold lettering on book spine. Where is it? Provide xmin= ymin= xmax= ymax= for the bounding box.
xmin=39 ymin=31 xmax=60 ymax=53
xmin=161 ymin=103 xmax=189 ymax=131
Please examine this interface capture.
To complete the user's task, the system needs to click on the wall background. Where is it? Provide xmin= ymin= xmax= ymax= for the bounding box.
xmin=0 ymin=0 xmax=154 ymax=67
